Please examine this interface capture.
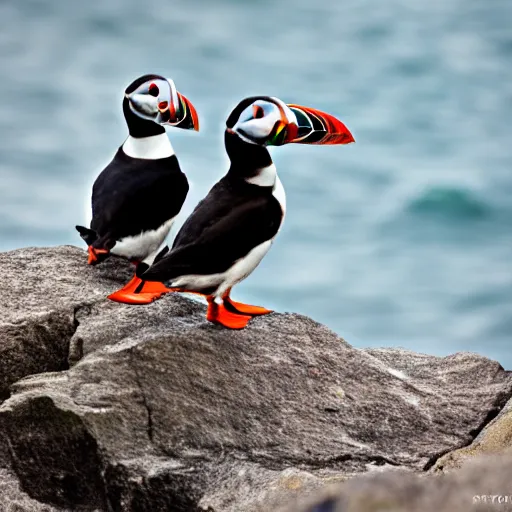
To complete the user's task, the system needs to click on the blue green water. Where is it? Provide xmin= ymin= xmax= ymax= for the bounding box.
xmin=1 ymin=0 xmax=511 ymax=367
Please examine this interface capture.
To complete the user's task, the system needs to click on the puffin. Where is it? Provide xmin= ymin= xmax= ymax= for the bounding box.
xmin=75 ymin=74 xmax=199 ymax=304
xmin=141 ymin=96 xmax=354 ymax=328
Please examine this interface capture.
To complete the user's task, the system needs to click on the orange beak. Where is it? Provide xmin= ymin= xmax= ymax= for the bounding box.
xmin=87 ymin=246 xmax=109 ymax=265
xmin=286 ymin=104 xmax=355 ymax=145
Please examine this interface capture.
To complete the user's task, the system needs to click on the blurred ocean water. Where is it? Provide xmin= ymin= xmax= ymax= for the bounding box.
xmin=0 ymin=0 xmax=511 ymax=366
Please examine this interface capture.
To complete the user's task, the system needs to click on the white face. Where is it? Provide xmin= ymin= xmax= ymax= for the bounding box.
xmin=232 ymin=98 xmax=297 ymax=145
xmin=126 ymin=78 xmax=180 ymax=125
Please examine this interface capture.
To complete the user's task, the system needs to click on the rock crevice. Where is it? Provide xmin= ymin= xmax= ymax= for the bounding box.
xmin=129 ymin=347 xmax=155 ymax=444
xmin=421 ymin=390 xmax=511 ymax=471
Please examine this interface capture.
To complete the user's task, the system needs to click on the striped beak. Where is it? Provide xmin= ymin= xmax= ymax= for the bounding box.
xmin=173 ymin=92 xmax=200 ymax=131
xmin=127 ymin=78 xmax=199 ymax=131
xmin=285 ymin=104 xmax=354 ymax=145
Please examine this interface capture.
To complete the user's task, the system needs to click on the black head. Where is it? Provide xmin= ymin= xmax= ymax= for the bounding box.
xmin=224 ymin=95 xmax=354 ymax=179
xmin=226 ymin=95 xmax=355 ymax=146
xmin=123 ymin=74 xmax=200 ymax=138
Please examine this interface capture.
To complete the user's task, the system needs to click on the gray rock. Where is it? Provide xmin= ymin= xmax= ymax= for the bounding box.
xmin=0 ymin=246 xmax=511 ymax=511
xmin=0 ymin=246 xmax=133 ymax=399
xmin=0 ymin=467 xmax=68 ymax=512
xmin=432 ymin=396 xmax=512 ymax=473
xmin=278 ymin=451 xmax=512 ymax=512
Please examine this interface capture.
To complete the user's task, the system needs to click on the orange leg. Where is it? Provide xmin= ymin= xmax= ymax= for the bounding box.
xmin=108 ymin=274 xmax=173 ymax=304
xmin=206 ymin=296 xmax=251 ymax=329
xmin=222 ymin=289 xmax=273 ymax=316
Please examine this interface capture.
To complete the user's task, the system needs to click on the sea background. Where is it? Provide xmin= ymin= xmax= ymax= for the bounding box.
xmin=0 ymin=0 xmax=510 ymax=367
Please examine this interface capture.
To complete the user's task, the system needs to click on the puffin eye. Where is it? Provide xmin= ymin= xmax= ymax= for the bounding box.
xmin=148 ymin=83 xmax=159 ymax=97
xmin=253 ymin=105 xmax=264 ymax=119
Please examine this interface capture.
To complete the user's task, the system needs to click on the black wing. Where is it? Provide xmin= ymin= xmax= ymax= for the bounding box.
xmin=142 ymin=178 xmax=283 ymax=281
xmin=89 ymin=149 xmax=189 ymax=247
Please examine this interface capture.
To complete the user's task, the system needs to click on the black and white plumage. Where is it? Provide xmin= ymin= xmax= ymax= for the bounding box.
xmin=142 ymin=96 xmax=354 ymax=328
xmin=147 ymin=165 xmax=285 ymax=296
xmin=81 ymin=148 xmax=189 ymax=262
xmin=76 ymin=74 xmax=199 ymax=304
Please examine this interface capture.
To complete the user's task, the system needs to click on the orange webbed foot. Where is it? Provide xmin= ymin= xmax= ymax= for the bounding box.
xmin=207 ymin=300 xmax=252 ymax=329
xmin=108 ymin=275 xmax=174 ymax=304
xmin=108 ymin=290 xmax=164 ymax=304
xmin=224 ymin=296 xmax=273 ymax=316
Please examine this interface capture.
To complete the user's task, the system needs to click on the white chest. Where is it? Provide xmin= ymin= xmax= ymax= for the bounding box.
xmin=122 ymin=133 xmax=174 ymax=160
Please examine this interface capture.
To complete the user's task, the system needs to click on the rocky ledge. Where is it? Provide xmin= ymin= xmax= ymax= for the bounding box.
xmin=0 ymin=246 xmax=511 ymax=512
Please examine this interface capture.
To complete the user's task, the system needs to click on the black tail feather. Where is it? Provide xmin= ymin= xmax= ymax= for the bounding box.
xmin=153 ymin=245 xmax=169 ymax=264
xmin=135 ymin=246 xmax=169 ymax=278
xmin=135 ymin=262 xmax=149 ymax=278
xmin=75 ymin=225 xmax=98 ymax=246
